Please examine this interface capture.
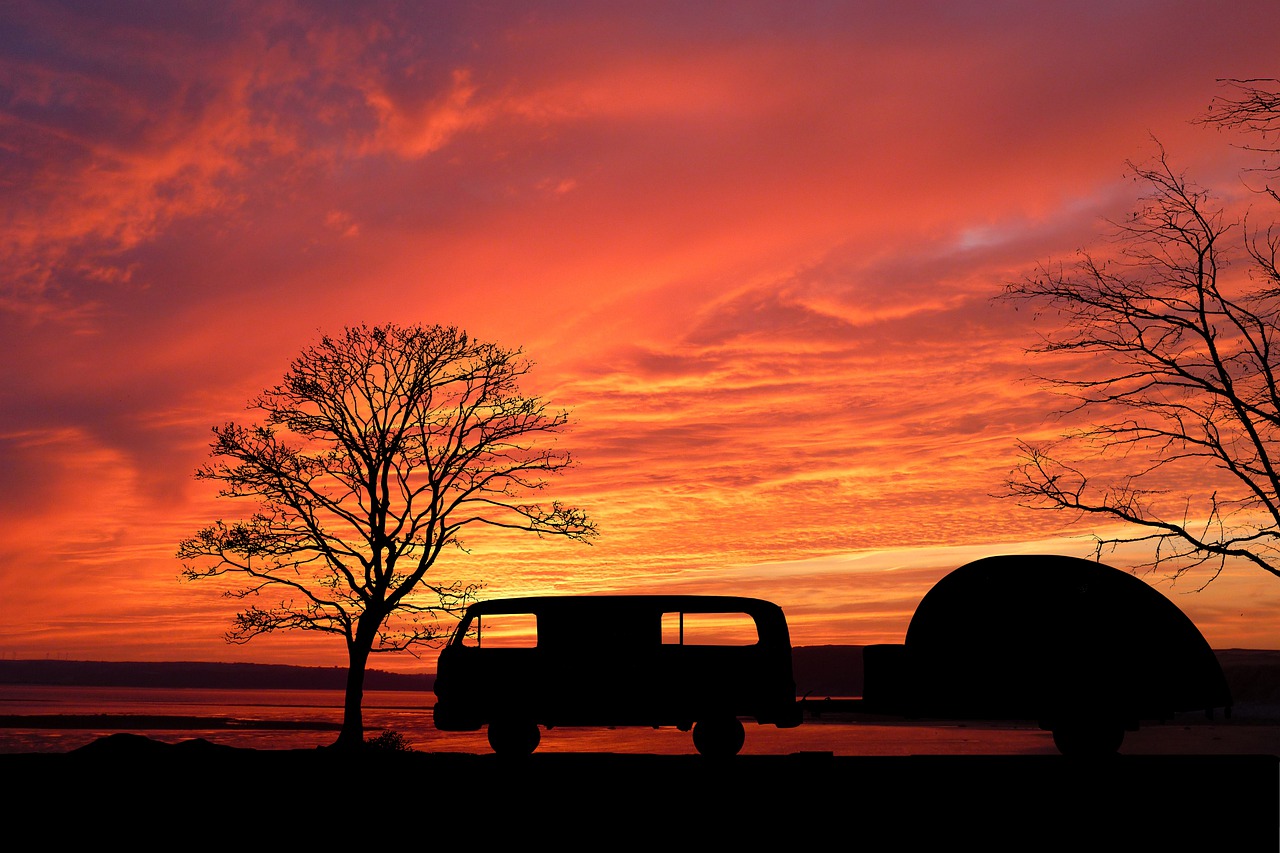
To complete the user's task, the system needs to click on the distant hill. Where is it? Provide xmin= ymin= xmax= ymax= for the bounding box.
xmin=2 ymin=652 xmax=856 ymax=693
xmin=792 ymin=645 xmax=865 ymax=697
xmin=792 ymin=646 xmax=1280 ymax=712
xmin=0 ymin=660 xmax=433 ymax=691
xmin=1214 ymin=649 xmax=1280 ymax=707
xmin=3 ymin=648 xmax=1276 ymax=708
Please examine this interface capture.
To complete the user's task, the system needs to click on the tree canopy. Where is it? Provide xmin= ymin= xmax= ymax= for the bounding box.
xmin=178 ymin=323 xmax=595 ymax=746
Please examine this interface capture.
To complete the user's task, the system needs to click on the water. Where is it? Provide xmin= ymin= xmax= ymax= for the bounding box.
xmin=8 ymin=684 xmax=1266 ymax=756
xmin=0 ymin=684 xmax=435 ymax=753
xmin=0 ymin=683 xmax=1071 ymax=756
xmin=0 ymin=683 xmax=772 ymax=754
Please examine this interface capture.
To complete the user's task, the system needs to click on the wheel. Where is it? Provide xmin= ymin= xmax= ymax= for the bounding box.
xmin=692 ymin=717 xmax=745 ymax=758
xmin=487 ymin=720 xmax=540 ymax=756
xmin=1051 ymin=721 xmax=1124 ymax=757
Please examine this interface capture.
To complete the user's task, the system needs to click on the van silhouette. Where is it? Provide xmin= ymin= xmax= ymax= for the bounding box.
xmin=432 ymin=595 xmax=803 ymax=756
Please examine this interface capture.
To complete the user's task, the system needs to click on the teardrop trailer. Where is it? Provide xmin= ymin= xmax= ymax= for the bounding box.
xmin=860 ymin=554 xmax=1233 ymax=756
xmin=431 ymin=555 xmax=1233 ymax=757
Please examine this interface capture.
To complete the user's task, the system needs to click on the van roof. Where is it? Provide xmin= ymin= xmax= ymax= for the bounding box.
xmin=462 ymin=594 xmax=785 ymax=618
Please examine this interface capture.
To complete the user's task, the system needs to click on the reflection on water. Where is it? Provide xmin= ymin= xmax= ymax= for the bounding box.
xmin=0 ymin=684 xmax=430 ymax=753
xmin=0 ymin=684 xmax=1070 ymax=756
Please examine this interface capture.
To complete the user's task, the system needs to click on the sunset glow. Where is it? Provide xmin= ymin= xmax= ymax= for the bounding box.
xmin=4 ymin=1 xmax=1280 ymax=672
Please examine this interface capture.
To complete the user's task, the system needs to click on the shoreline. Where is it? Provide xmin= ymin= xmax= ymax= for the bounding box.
xmin=4 ymin=709 xmax=1278 ymax=755
xmin=5 ymin=734 xmax=1276 ymax=844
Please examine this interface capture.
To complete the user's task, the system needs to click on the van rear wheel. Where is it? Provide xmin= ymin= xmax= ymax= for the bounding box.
xmin=692 ymin=717 xmax=745 ymax=758
xmin=488 ymin=719 xmax=540 ymax=757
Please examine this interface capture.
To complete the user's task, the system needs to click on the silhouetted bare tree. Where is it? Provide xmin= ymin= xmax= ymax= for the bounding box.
xmin=1004 ymin=89 xmax=1280 ymax=584
xmin=1200 ymin=77 xmax=1280 ymax=202
xmin=178 ymin=324 xmax=595 ymax=748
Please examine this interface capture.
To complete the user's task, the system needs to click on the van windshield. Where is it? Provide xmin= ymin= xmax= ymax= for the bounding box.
xmin=458 ymin=612 xmax=537 ymax=648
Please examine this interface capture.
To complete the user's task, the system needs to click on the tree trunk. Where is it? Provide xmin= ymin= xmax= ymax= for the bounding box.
xmin=334 ymin=624 xmax=375 ymax=749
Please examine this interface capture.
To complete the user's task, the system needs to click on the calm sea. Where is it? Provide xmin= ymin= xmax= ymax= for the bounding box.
xmin=0 ymin=684 xmax=441 ymax=754
xmin=0 ymin=684 xmax=760 ymax=755
xmin=0 ymin=683 xmax=1090 ymax=756
xmin=6 ymin=683 xmax=1271 ymax=757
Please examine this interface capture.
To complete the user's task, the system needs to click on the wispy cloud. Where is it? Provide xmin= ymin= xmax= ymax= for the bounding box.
xmin=3 ymin=0 xmax=1279 ymax=667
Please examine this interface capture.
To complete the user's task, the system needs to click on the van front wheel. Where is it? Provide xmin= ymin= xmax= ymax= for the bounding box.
xmin=692 ymin=717 xmax=745 ymax=758
xmin=488 ymin=719 xmax=540 ymax=757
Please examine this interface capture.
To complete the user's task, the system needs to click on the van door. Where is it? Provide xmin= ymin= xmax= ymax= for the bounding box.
xmin=537 ymin=603 xmax=661 ymax=726
xmin=659 ymin=609 xmax=764 ymax=718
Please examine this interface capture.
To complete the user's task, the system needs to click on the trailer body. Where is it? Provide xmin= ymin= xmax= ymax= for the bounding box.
xmin=860 ymin=554 xmax=1232 ymax=754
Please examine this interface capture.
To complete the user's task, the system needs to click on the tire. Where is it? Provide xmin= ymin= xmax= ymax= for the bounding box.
xmin=692 ymin=717 xmax=745 ymax=758
xmin=1051 ymin=721 xmax=1124 ymax=757
xmin=487 ymin=719 xmax=540 ymax=757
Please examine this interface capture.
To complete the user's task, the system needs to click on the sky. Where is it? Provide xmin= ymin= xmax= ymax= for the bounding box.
xmin=4 ymin=0 xmax=1280 ymax=673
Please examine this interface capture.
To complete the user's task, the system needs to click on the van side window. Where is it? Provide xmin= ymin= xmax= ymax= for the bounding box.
xmin=460 ymin=612 xmax=538 ymax=648
xmin=661 ymin=611 xmax=759 ymax=646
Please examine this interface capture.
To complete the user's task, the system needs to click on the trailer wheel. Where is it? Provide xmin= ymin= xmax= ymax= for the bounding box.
xmin=1051 ymin=720 xmax=1124 ymax=757
xmin=488 ymin=719 xmax=540 ymax=757
xmin=692 ymin=717 xmax=745 ymax=758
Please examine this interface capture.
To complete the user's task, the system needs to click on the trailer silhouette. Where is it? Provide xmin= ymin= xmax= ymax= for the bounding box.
xmin=432 ymin=555 xmax=1232 ymax=756
xmin=858 ymin=554 xmax=1233 ymax=755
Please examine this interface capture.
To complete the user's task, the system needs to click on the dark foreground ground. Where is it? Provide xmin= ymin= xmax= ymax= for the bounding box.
xmin=5 ymin=735 xmax=1276 ymax=847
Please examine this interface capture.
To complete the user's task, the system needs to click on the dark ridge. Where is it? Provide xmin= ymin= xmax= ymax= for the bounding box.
xmin=1213 ymin=649 xmax=1280 ymax=705
xmin=0 ymin=660 xmax=433 ymax=691
xmin=2 ymin=648 xmax=1276 ymax=706
xmin=0 ymin=714 xmax=342 ymax=731
xmin=789 ymin=646 xmax=1280 ymax=711
xmin=791 ymin=644 xmax=865 ymax=697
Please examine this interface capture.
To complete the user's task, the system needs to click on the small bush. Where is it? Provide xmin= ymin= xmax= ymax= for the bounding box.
xmin=365 ymin=730 xmax=414 ymax=753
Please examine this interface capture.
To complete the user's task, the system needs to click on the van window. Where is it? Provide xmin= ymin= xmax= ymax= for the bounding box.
xmin=460 ymin=612 xmax=538 ymax=648
xmin=661 ymin=611 xmax=759 ymax=646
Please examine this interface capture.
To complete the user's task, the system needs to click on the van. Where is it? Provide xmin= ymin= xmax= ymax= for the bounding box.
xmin=432 ymin=594 xmax=803 ymax=756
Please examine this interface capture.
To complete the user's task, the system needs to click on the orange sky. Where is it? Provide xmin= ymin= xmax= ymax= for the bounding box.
xmin=4 ymin=1 xmax=1280 ymax=672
